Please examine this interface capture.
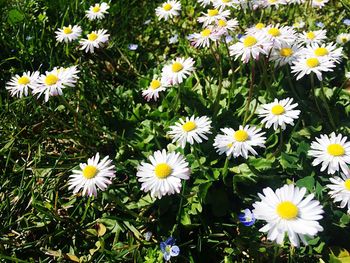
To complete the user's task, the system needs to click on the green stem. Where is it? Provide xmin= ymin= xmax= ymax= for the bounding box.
xmin=222 ymin=157 xmax=230 ymax=185
xmin=171 ymin=181 xmax=186 ymax=235
xmin=210 ymin=43 xmax=223 ymax=118
xmin=80 ymin=196 xmax=92 ymax=223
xmin=243 ymin=60 xmax=255 ymax=125
xmin=319 ymin=81 xmax=336 ymax=130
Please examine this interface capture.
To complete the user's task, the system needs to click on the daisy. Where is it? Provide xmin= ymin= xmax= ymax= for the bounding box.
xmin=161 ymin=57 xmax=195 ymax=85
xmin=286 ymin=0 xmax=306 ymax=4
xmin=336 ymin=33 xmax=350 ymax=45
xmin=80 ymin=29 xmax=110 ymax=53
xmin=291 ymin=55 xmax=335 ymax=81
xmin=6 ymin=71 xmax=39 ymax=98
xmin=55 ymin=25 xmax=82 ymax=43
xmin=327 ymin=173 xmax=350 ymax=213
xmin=252 ymin=184 xmax=324 ymax=247
xmin=155 ymin=0 xmax=181 ymax=21
xmin=298 ymin=30 xmax=327 ymax=45
xmin=312 ymin=0 xmax=329 ymax=8
xmin=68 ymin=153 xmax=115 ymax=196
xmin=269 ymin=44 xmax=301 ymax=66
xmin=301 ymin=42 xmax=343 ymax=63
xmin=246 ymin=23 xmax=266 ymax=35
xmin=168 ymin=115 xmax=212 ymax=148
xmin=213 ymin=125 xmax=266 ymax=159
xmin=257 ymin=98 xmax=300 ymax=130
xmin=190 ymin=28 xmax=220 ymax=48
xmin=197 ymin=0 xmax=211 ymax=6
xmin=197 ymin=8 xmax=230 ymax=27
xmin=85 ymin=2 xmax=110 ymax=20
xmin=136 ymin=149 xmax=190 ymax=199
xmin=213 ymin=0 xmax=235 ymax=10
xmin=214 ymin=18 xmax=239 ymax=36
xmin=142 ymin=78 xmax=169 ymax=102
xmin=263 ymin=25 xmax=296 ymax=48
xmin=262 ymin=0 xmax=287 ymax=8
xmin=229 ymin=33 xmax=270 ymax=63
xmin=309 ymin=132 xmax=350 ymax=175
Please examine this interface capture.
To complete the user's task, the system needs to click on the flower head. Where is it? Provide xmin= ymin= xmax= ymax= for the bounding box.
xmin=160 ymin=237 xmax=180 ymax=261
xmin=327 ymin=172 xmax=350 ymax=213
xmin=161 ymin=57 xmax=195 ymax=85
xmin=80 ymin=29 xmax=110 ymax=53
xmin=238 ymin=209 xmax=256 ymax=226
xmin=55 ymin=25 xmax=82 ymax=43
xmin=155 ymin=0 xmax=181 ymax=21
xmin=86 ymin=2 xmax=110 ymax=20
xmin=6 ymin=71 xmax=39 ymax=98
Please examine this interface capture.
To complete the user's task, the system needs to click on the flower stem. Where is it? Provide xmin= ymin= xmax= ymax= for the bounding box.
xmin=243 ymin=60 xmax=255 ymax=125
xmin=210 ymin=43 xmax=223 ymax=118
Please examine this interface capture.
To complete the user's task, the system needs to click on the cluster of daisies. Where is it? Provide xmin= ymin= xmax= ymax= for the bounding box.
xmin=55 ymin=2 xmax=110 ymax=53
xmin=6 ymin=66 xmax=79 ymax=102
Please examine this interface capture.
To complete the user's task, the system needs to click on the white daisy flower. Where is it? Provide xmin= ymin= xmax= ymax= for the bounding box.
xmin=33 ymin=67 xmax=76 ymax=102
xmin=168 ymin=115 xmax=212 ymax=148
xmin=252 ymin=184 xmax=324 ymax=247
xmin=327 ymin=173 xmax=350 ymax=213
xmin=142 ymin=78 xmax=169 ymax=102
xmin=214 ymin=18 xmax=239 ymax=36
xmin=336 ymin=33 xmax=350 ymax=45
xmin=197 ymin=0 xmax=211 ymax=6
xmin=262 ymin=0 xmax=287 ymax=8
xmin=190 ymin=28 xmax=220 ymax=48
xmin=269 ymin=44 xmax=301 ymax=66
xmin=312 ymin=0 xmax=329 ymax=8
xmin=229 ymin=33 xmax=270 ymax=63
xmin=197 ymin=8 xmax=230 ymax=27
xmin=68 ymin=153 xmax=115 ymax=197
xmin=257 ymin=98 xmax=300 ymax=130
xmin=6 ymin=71 xmax=39 ymax=98
xmin=298 ymin=30 xmax=327 ymax=45
xmin=213 ymin=0 xmax=236 ymax=10
xmin=161 ymin=57 xmax=195 ymax=85
xmin=287 ymin=0 xmax=306 ymax=4
xmin=155 ymin=0 xmax=181 ymax=21
xmin=86 ymin=2 xmax=110 ymax=20
xmin=80 ymin=29 xmax=110 ymax=53
xmin=136 ymin=149 xmax=190 ymax=199
xmin=291 ymin=55 xmax=335 ymax=81
xmin=263 ymin=25 xmax=296 ymax=48
xmin=55 ymin=25 xmax=82 ymax=43
xmin=213 ymin=125 xmax=266 ymax=159
xmin=309 ymin=133 xmax=350 ymax=175
xmin=300 ymin=42 xmax=343 ymax=64
xmin=246 ymin=23 xmax=266 ymax=35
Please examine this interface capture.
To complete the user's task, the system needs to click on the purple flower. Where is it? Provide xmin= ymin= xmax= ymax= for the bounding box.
xmin=160 ymin=237 xmax=180 ymax=261
xmin=344 ymin=19 xmax=350 ymax=26
xmin=238 ymin=208 xmax=255 ymax=226
xmin=315 ymin=22 xmax=324 ymax=28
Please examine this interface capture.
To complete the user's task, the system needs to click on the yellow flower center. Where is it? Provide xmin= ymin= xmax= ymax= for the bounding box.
xmin=201 ymin=29 xmax=211 ymax=37
xmin=306 ymin=31 xmax=316 ymax=40
xmin=154 ymin=163 xmax=172 ymax=179
xmin=63 ymin=27 xmax=72 ymax=34
xmin=150 ymin=79 xmax=161 ymax=90
xmin=44 ymin=74 xmax=59 ymax=86
xmin=234 ymin=130 xmax=249 ymax=142
xmin=314 ymin=47 xmax=329 ymax=56
xmin=268 ymin=28 xmax=281 ymax=37
xmin=163 ymin=3 xmax=172 ymax=11
xmin=218 ymin=19 xmax=227 ymax=27
xmin=88 ymin=33 xmax=98 ymax=41
xmin=172 ymin=62 xmax=183 ymax=72
xmin=243 ymin=36 xmax=257 ymax=47
xmin=344 ymin=179 xmax=350 ymax=190
xmin=222 ymin=0 xmax=231 ymax=2
xmin=83 ymin=165 xmax=98 ymax=179
xmin=327 ymin=144 xmax=345 ymax=156
xmin=268 ymin=0 xmax=277 ymax=3
xmin=182 ymin=121 xmax=197 ymax=132
xmin=17 ymin=76 xmax=30 ymax=85
xmin=280 ymin=48 xmax=293 ymax=57
xmin=341 ymin=37 xmax=348 ymax=43
xmin=306 ymin=58 xmax=319 ymax=68
xmin=227 ymin=142 xmax=233 ymax=148
xmin=276 ymin=201 xmax=299 ymax=220
xmin=271 ymin=104 xmax=285 ymax=115
xmin=255 ymin=23 xmax=265 ymax=29
xmin=208 ymin=9 xmax=219 ymax=17
xmin=92 ymin=5 xmax=100 ymax=13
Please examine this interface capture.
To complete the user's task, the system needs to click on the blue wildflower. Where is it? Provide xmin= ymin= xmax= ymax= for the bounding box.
xmin=160 ymin=237 xmax=180 ymax=261
xmin=128 ymin=44 xmax=138 ymax=51
xmin=238 ymin=208 xmax=256 ymax=226
xmin=225 ymin=35 xmax=233 ymax=43
xmin=344 ymin=19 xmax=350 ymax=26
xmin=237 ymin=33 xmax=243 ymax=40
xmin=315 ymin=22 xmax=324 ymax=28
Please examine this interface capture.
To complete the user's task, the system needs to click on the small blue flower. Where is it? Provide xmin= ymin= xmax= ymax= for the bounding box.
xmin=238 ymin=208 xmax=256 ymax=226
xmin=237 ymin=33 xmax=243 ymax=40
xmin=344 ymin=19 xmax=350 ymax=26
xmin=225 ymin=35 xmax=233 ymax=43
xmin=315 ymin=22 xmax=324 ymax=28
xmin=160 ymin=237 xmax=180 ymax=261
xmin=128 ymin=44 xmax=138 ymax=51
xmin=144 ymin=231 xmax=152 ymax=241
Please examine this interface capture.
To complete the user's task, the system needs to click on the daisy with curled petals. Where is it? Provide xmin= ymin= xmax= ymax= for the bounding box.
xmin=252 ymin=184 xmax=324 ymax=247
xmin=263 ymin=25 xmax=296 ymax=48
xmin=229 ymin=33 xmax=270 ymax=63
xmin=213 ymin=125 xmax=266 ymax=159
xmin=190 ymin=28 xmax=220 ymax=48
xmin=80 ymin=29 xmax=110 ymax=53
xmin=168 ymin=115 xmax=212 ymax=148
xmin=257 ymin=98 xmax=301 ymax=130
xmin=68 ymin=153 xmax=115 ymax=197
xmin=136 ymin=149 xmax=190 ymax=199
xmin=197 ymin=8 xmax=230 ymax=27
xmin=308 ymin=133 xmax=350 ymax=175
xmin=86 ymin=2 xmax=110 ymax=20
xmin=214 ymin=18 xmax=239 ymax=36
xmin=246 ymin=23 xmax=266 ymax=35
xmin=55 ymin=25 xmax=82 ymax=43
xmin=298 ymin=30 xmax=327 ymax=45
xmin=6 ymin=71 xmax=39 ymax=98
xmin=312 ymin=0 xmax=329 ymax=8
xmin=291 ymin=55 xmax=335 ymax=81
xmin=269 ymin=44 xmax=301 ymax=66
xmin=142 ymin=78 xmax=169 ymax=102
xmin=161 ymin=57 xmax=195 ymax=85
xmin=327 ymin=173 xmax=350 ymax=213
xmin=301 ymin=43 xmax=343 ymax=63
xmin=197 ymin=0 xmax=211 ymax=7
xmin=155 ymin=0 xmax=181 ymax=21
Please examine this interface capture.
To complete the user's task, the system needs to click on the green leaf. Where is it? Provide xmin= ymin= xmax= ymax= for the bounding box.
xmin=8 ymin=9 xmax=25 ymax=24
xmin=296 ymin=176 xmax=315 ymax=191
